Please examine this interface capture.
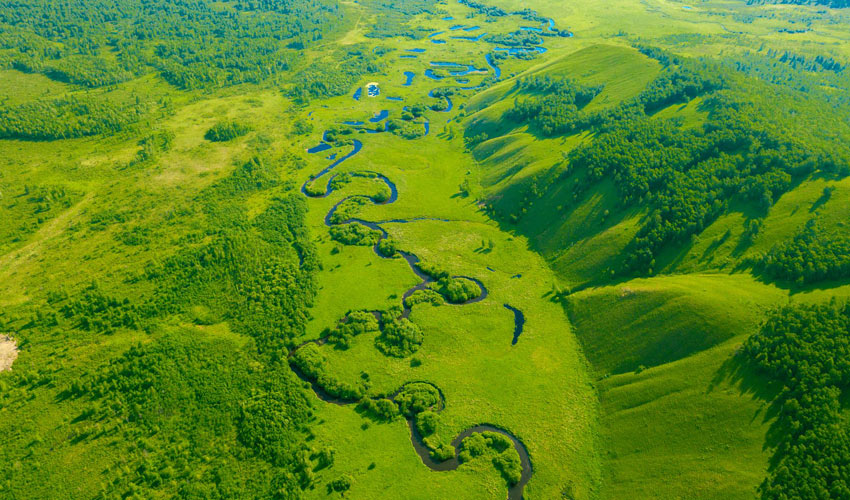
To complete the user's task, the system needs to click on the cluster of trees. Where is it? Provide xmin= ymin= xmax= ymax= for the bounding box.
xmin=416 ymin=410 xmax=440 ymax=436
xmin=377 ymin=237 xmax=399 ymax=257
xmin=376 ymin=317 xmax=424 ymax=357
xmin=428 ymin=88 xmax=454 ymax=112
xmin=775 ymin=50 xmax=845 ymax=74
xmin=388 ymin=119 xmax=427 ymax=139
xmin=327 ymin=474 xmax=353 ymax=493
xmin=722 ymin=49 xmax=850 ymax=105
xmin=412 ymin=262 xmax=481 ymax=303
xmin=434 ymin=277 xmax=481 ymax=303
xmin=204 ymin=119 xmax=251 ymax=142
xmin=329 ymin=196 xmax=370 ymax=224
xmin=328 ymin=311 xmax=380 ymax=349
xmin=356 ymin=382 xmax=441 ymax=425
xmin=458 ymin=432 xmax=523 ymax=486
xmin=50 ymin=283 xmax=153 ymax=333
xmin=743 ymin=302 xmax=850 ymax=499
xmin=504 ymin=76 xmax=603 ymax=136
xmin=758 ymin=218 xmax=850 ymax=285
xmin=415 ymin=261 xmax=450 ymax=280
xmin=486 ymin=32 xmax=543 ymax=47
xmin=133 ymin=129 xmax=176 ymax=164
xmin=747 ymin=0 xmax=849 ymax=8
xmin=364 ymin=0 xmax=439 ymax=39
xmin=0 ymin=0 xmax=339 ymax=90
xmin=143 ymin=156 xmax=318 ymax=356
xmin=291 ymin=343 xmax=369 ymax=400
xmin=395 ymin=382 xmax=441 ymax=417
xmin=358 ymin=397 xmax=399 ymax=421
xmin=64 ymin=331 xmax=318 ymax=499
xmin=458 ymin=0 xmax=509 ymax=17
xmin=323 ymin=126 xmax=357 ymax=146
xmin=288 ymin=47 xmax=384 ymax=102
xmin=329 ymin=222 xmax=383 ymax=246
xmin=401 ymin=103 xmax=428 ymax=121
xmin=12 ymin=54 xmax=135 ymax=88
xmin=404 ymin=289 xmax=445 ymax=309
xmin=0 ymin=94 xmax=147 ymax=140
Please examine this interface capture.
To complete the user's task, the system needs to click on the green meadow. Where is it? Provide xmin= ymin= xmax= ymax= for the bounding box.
xmin=3 ymin=0 xmax=850 ymax=498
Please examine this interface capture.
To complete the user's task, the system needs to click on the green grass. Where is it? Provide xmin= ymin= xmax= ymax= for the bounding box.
xmin=294 ymin=94 xmax=602 ymax=495
xmin=305 ymin=400 xmax=508 ymax=500
xmin=566 ymin=273 xmax=787 ymax=499
xmin=313 ymin=218 xmax=600 ymax=498
xmin=598 ymin=336 xmax=778 ymax=500
xmin=0 ymin=69 xmax=78 ymax=104
xmin=566 ymin=273 xmax=786 ymax=375
xmin=4 ymin=0 xmax=850 ymax=498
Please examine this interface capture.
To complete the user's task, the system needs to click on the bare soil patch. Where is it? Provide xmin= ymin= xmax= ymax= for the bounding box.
xmin=0 ymin=335 xmax=18 ymax=372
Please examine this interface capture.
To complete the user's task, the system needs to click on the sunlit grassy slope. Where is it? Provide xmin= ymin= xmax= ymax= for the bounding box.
xmin=566 ymin=273 xmax=788 ymax=499
xmin=566 ymin=273 xmax=786 ymax=375
xmin=461 ymin=45 xmax=664 ymax=286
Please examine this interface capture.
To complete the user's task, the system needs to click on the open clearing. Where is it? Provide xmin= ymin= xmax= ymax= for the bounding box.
xmin=0 ymin=336 xmax=17 ymax=372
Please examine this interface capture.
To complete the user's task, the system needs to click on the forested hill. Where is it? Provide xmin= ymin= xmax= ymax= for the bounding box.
xmin=0 ymin=0 xmax=341 ymax=89
xmin=465 ymin=45 xmax=850 ymax=288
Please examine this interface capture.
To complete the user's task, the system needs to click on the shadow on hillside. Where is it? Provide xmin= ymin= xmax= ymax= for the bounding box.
xmin=710 ymin=352 xmax=788 ymax=465
xmin=733 ymin=262 xmax=850 ymax=296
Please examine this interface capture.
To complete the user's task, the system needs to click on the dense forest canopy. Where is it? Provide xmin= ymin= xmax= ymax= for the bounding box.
xmin=0 ymin=0 xmax=339 ymax=89
xmin=744 ymin=303 xmax=850 ymax=499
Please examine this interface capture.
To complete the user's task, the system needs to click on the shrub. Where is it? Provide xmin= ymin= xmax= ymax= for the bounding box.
xmin=328 ymin=474 xmax=353 ymax=493
xmin=434 ymin=277 xmax=481 ymax=304
xmin=416 ymin=410 xmax=439 ymax=436
xmin=329 ymin=222 xmax=382 ymax=246
xmin=403 ymin=289 xmax=444 ymax=309
xmin=328 ymin=311 xmax=379 ymax=349
xmin=372 ymin=183 xmax=392 ymax=203
xmin=315 ymin=447 xmax=336 ymax=469
xmin=290 ymin=343 xmax=325 ymax=379
xmin=415 ymin=261 xmax=449 ymax=280
xmin=395 ymin=383 xmax=440 ymax=416
xmin=493 ymin=450 xmax=523 ymax=485
xmin=290 ymin=344 xmax=367 ymax=400
xmin=431 ymin=444 xmax=455 ymax=462
xmin=204 ymin=120 xmax=251 ymax=142
xmin=375 ymin=318 xmax=423 ymax=357
xmin=389 ymin=119 xmax=426 ymax=140
xmin=458 ymin=432 xmax=522 ymax=485
xmin=304 ymin=181 xmax=327 ymax=197
xmin=292 ymin=119 xmax=313 ymax=135
xmin=358 ymin=398 xmax=399 ymax=421
xmin=377 ymin=238 xmax=399 ymax=257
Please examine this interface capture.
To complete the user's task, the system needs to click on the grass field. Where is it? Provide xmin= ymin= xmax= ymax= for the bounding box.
xmin=565 ymin=273 xmax=788 ymax=499
xmin=3 ymin=0 xmax=850 ymax=498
